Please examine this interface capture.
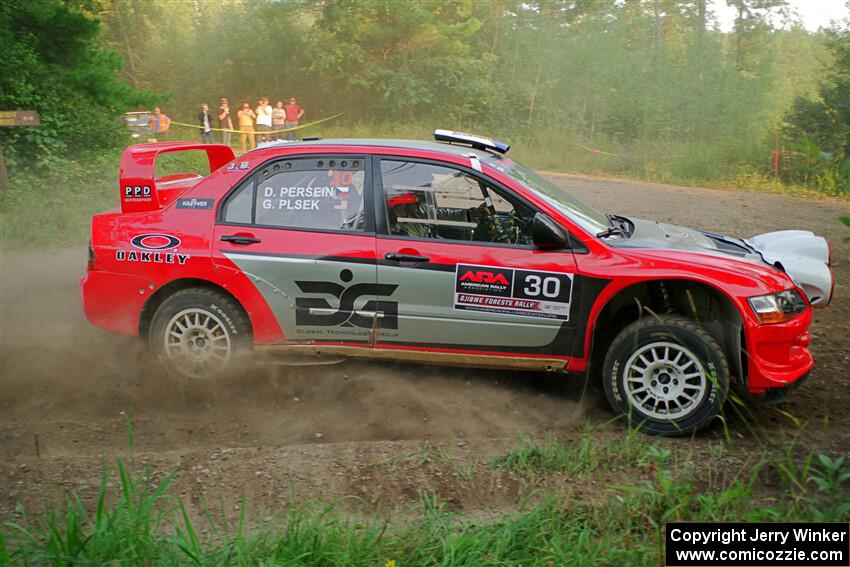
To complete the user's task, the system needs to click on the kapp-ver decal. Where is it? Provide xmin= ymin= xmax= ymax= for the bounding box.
xmin=176 ymin=197 xmax=214 ymax=209
xmin=454 ymin=263 xmax=573 ymax=320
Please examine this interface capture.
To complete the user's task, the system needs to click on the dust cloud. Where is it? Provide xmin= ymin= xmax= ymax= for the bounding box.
xmin=0 ymin=248 xmax=592 ymax=460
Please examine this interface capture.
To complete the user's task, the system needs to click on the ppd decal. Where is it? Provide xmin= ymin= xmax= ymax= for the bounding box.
xmin=295 ymin=269 xmax=398 ymax=328
xmin=124 ymin=185 xmax=152 ymax=201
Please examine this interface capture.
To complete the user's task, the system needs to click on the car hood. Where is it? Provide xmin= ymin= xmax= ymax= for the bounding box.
xmin=608 ymin=218 xmax=833 ymax=308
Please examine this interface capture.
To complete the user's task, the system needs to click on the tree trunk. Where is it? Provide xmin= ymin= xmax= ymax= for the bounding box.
xmin=653 ymin=0 xmax=662 ymax=56
xmin=697 ymin=0 xmax=706 ymax=37
xmin=115 ymin=1 xmax=141 ymax=89
xmin=735 ymin=4 xmax=745 ymax=69
xmin=528 ymin=60 xmax=543 ymax=123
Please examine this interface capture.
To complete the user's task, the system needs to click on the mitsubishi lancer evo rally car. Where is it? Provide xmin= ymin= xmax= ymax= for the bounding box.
xmin=81 ymin=131 xmax=834 ymax=435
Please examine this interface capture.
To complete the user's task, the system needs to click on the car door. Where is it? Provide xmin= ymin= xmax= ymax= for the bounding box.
xmin=373 ymin=156 xmax=581 ymax=359
xmin=213 ymin=154 xmax=381 ymax=346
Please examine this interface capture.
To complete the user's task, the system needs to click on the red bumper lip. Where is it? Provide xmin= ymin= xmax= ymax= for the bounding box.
xmin=745 ymin=308 xmax=814 ymax=393
xmin=760 ymin=371 xmax=812 ymax=404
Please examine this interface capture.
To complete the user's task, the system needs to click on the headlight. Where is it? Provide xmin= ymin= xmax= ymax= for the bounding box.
xmin=748 ymin=290 xmax=807 ymax=324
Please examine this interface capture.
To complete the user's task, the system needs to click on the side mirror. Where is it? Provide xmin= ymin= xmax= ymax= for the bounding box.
xmin=532 ymin=212 xmax=569 ymax=250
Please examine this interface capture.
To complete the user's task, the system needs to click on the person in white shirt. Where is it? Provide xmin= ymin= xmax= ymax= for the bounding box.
xmin=254 ymin=97 xmax=272 ymax=144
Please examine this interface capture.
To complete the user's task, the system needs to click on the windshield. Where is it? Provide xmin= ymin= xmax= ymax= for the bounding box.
xmin=487 ymin=157 xmax=610 ymax=234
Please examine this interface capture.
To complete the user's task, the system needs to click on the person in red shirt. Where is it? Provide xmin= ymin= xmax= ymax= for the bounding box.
xmin=283 ymin=97 xmax=304 ymax=141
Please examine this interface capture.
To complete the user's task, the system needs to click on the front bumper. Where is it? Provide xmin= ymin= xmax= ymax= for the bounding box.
xmin=744 ymin=308 xmax=814 ymax=393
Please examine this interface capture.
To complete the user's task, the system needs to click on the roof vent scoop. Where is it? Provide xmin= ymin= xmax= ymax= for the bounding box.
xmin=433 ymin=129 xmax=510 ymax=154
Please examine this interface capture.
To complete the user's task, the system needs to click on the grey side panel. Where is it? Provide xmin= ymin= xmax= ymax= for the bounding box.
xmin=224 ymin=252 xmax=379 ymax=343
xmin=224 ymin=251 xmax=609 ymax=356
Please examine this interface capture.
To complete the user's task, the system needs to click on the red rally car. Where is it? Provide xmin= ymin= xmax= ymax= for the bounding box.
xmin=81 ymin=131 xmax=834 ymax=435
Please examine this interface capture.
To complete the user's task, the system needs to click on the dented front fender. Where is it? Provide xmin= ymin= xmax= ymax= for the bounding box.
xmin=745 ymin=230 xmax=834 ymax=308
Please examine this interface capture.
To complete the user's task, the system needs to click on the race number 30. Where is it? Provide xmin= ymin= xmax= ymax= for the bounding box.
xmin=514 ymin=270 xmax=572 ymax=303
xmin=523 ymin=274 xmax=561 ymax=298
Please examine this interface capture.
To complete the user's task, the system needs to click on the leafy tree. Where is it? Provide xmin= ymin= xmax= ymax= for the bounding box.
xmin=0 ymin=0 xmax=155 ymax=167
xmin=309 ymin=0 xmax=493 ymax=124
xmin=783 ymin=6 xmax=850 ymax=190
xmin=726 ymin=0 xmax=789 ymax=71
xmin=0 ymin=0 xmax=841 ymax=201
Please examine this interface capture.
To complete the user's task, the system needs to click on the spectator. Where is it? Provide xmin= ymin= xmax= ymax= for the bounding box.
xmin=272 ymin=100 xmax=287 ymax=140
xmin=198 ymin=103 xmax=214 ymax=144
xmin=255 ymin=97 xmax=272 ymax=144
xmin=237 ymin=102 xmax=256 ymax=152
xmin=284 ymin=97 xmax=304 ymax=141
xmin=150 ymin=107 xmax=171 ymax=141
xmin=218 ymin=98 xmax=234 ymax=146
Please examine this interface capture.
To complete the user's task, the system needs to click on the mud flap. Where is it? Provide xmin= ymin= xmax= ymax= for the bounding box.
xmin=761 ymin=371 xmax=811 ymax=405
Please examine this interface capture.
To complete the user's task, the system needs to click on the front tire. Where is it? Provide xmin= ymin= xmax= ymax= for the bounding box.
xmin=149 ymin=288 xmax=251 ymax=379
xmin=602 ymin=315 xmax=729 ymax=436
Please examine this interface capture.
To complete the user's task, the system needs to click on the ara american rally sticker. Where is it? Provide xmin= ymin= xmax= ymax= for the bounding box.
xmin=454 ymin=264 xmax=573 ymax=320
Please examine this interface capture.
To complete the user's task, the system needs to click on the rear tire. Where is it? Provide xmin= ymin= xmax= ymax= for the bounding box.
xmin=602 ymin=315 xmax=729 ymax=436
xmin=148 ymin=288 xmax=251 ymax=379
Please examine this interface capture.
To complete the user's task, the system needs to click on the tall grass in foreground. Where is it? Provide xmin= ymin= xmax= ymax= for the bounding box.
xmin=4 ymin=424 xmax=848 ymax=566
xmin=1 ymin=460 xmax=655 ymax=565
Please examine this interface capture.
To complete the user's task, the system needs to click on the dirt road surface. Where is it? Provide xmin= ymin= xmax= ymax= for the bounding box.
xmin=1 ymin=175 xmax=848 ymax=521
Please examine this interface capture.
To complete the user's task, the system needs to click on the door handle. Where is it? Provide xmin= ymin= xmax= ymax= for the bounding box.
xmin=385 ymin=252 xmax=430 ymax=263
xmin=221 ymin=234 xmax=261 ymax=245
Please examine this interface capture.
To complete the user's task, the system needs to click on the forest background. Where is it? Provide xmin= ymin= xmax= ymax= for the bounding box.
xmin=1 ymin=0 xmax=848 ymax=218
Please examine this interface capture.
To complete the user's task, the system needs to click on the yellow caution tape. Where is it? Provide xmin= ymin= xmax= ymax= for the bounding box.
xmin=168 ymin=112 xmax=344 ymax=135
xmin=573 ymin=141 xmax=622 ymax=157
xmin=573 ymin=140 xmax=682 ymax=160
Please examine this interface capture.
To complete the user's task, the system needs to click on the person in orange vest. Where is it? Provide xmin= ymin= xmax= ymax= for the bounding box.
xmin=150 ymin=107 xmax=171 ymax=141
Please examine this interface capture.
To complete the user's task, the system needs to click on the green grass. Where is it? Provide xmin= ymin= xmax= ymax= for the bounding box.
xmin=320 ymin=122 xmax=849 ymax=199
xmin=0 ymin=150 xmax=120 ymax=250
xmin=489 ymin=425 xmax=654 ymax=476
xmin=1 ymin=455 xmax=655 ymax=565
xmin=3 ymin=424 xmax=847 ymax=565
xmin=155 ymin=150 xmax=212 ymax=178
xmin=0 ymin=147 xmax=214 ymax=250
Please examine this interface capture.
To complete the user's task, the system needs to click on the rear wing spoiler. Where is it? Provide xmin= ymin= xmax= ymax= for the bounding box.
xmin=119 ymin=142 xmax=235 ymax=213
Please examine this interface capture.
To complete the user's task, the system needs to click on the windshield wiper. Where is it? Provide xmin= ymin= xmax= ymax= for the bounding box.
xmin=597 ymin=214 xmax=631 ymax=239
xmin=597 ymin=225 xmax=627 ymax=238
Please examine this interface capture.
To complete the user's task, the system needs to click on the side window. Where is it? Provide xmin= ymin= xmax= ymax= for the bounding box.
xmin=380 ymin=160 xmax=535 ymax=245
xmin=222 ymin=177 xmax=253 ymax=224
xmin=254 ymin=159 xmax=366 ymax=231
